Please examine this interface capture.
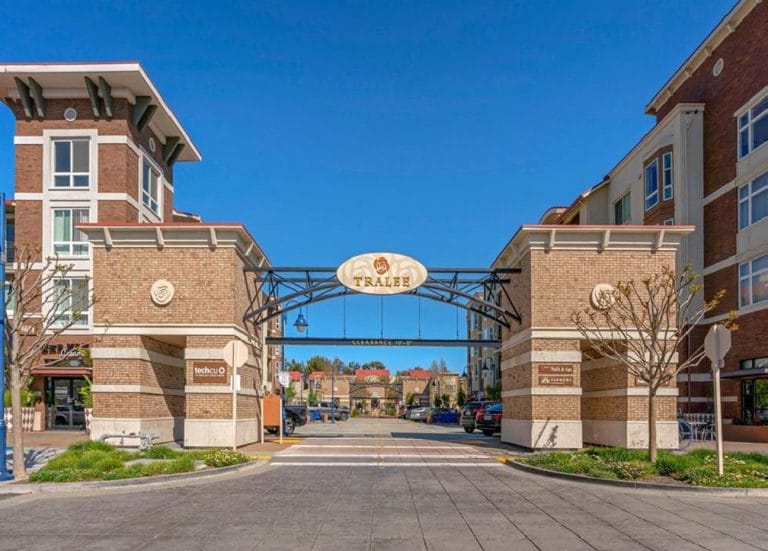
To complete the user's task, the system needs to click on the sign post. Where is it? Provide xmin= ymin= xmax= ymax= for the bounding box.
xmin=277 ymin=371 xmax=291 ymax=445
xmin=704 ymin=324 xmax=731 ymax=477
xmin=223 ymin=340 xmax=248 ymax=451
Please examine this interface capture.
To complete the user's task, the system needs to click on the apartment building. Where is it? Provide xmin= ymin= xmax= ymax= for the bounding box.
xmin=551 ymin=0 xmax=768 ymax=439
xmin=466 ymin=293 xmax=501 ymax=400
xmin=0 ymin=63 xmax=273 ymax=446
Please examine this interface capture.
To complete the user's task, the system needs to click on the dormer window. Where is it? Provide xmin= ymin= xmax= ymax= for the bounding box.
xmin=141 ymin=159 xmax=160 ymax=215
xmin=53 ymin=139 xmax=90 ymax=188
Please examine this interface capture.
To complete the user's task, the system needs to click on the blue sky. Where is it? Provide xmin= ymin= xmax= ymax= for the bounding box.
xmin=0 ymin=1 xmax=731 ymax=373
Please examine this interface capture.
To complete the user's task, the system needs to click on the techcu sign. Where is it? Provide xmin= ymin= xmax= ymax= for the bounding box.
xmin=336 ymin=252 xmax=428 ymax=295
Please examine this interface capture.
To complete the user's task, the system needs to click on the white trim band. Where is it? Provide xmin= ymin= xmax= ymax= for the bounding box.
xmin=501 ymin=387 xmax=582 ymax=397
xmin=91 ymin=384 xmax=185 ymax=396
xmin=90 ymin=347 xmax=185 ymax=368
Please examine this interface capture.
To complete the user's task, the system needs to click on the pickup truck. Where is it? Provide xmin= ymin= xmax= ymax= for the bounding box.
xmin=313 ymin=402 xmax=350 ymax=421
xmin=266 ymin=405 xmax=308 ymax=436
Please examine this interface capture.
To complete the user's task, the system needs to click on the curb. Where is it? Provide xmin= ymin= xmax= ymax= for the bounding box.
xmin=506 ymin=460 xmax=768 ymax=497
xmin=0 ymin=459 xmax=269 ymax=494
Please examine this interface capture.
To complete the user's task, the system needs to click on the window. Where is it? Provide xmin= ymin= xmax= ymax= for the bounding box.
xmin=663 ymin=218 xmax=675 ymax=225
xmin=739 ymin=253 xmax=768 ymax=307
xmin=53 ymin=139 xmax=90 ymax=188
xmin=738 ymin=95 xmax=768 ymax=159
xmin=738 ymin=172 xmax=768 ymax=229
xmin=52 ymin=278 xmax=89 ymax=327
xmin=644 ymin=159 xmax=659 ymax=210
xmin=662 ymin=152 xmax=673 ymax=200
xmin=5 ymin=277 xmax=14 ymax=314
xmin=613 ymin=192 xmax=631 ymax=225
xmin=52 ymin=209 xmax=89 ymax=256
xmin=740 ymin=357 xmax=768 ymax=370
xmin=741 ymin=379 xmax=768 ymax=424
xmin=141 ymin=159 xmax=160 ymax=215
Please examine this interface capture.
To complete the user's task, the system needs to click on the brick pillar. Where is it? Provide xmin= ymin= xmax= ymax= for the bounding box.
xmin=184 ymin=336 xmax=263 ymax=448
xmin=91 ymin=335 xmax=185 ymax=443
xmin=501 ymin=338 xmax=583 ymax=449
xmin=580 ymin=351 xmax=678 ymax=449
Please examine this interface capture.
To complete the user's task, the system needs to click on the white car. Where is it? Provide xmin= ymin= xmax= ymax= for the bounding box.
xmin=409 ymin=407 xmax=429 ymax=422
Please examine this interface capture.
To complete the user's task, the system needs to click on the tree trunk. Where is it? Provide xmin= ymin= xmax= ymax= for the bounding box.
xmin=648 ymin=391 xmax=658 ymax=464
xmin=10 ymin=366 xmax=27 ymax=479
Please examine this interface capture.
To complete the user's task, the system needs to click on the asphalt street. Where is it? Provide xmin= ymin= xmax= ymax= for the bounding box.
xmin=1 ymin=419 xmax=767 ymax=551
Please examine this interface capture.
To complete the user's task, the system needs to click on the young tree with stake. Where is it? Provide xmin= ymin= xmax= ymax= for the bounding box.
xmin=571 ymin=265 xmax=734 ymax=463
xmin=5 ymin=246 xmax=97 ymax=479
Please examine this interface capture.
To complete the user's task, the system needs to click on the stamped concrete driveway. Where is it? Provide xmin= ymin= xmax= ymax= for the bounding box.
xmin=1 ymin=418 xmax=767 ymax=551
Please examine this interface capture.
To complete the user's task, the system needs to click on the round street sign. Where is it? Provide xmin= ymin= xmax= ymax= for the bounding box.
xmin=278 ymin=372 xmax=291 ymax=388
xmin=223 ymin=340 xmax=249 ymax=369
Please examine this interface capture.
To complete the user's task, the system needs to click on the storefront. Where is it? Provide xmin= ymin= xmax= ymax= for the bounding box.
xmin=30 ymin=344 xmax=92 ymax=431
xmin=721 ymin=359 xmax=768 ymax=443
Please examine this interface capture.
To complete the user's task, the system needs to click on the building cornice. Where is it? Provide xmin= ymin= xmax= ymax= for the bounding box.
xmin=76 ymin=222 xmax=270 ymax=268
xmin=493 ymin=225 xmax=694 ymax=268
xmin=644 ymin=0 xmax=756 ymax=115
xmin=0 ymin=61 xmax=201 ymax=162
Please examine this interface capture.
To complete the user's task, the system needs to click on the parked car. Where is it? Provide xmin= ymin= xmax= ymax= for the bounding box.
xmin=398 ymin=404 xmax=417 ymax=419
xmin=460 ymin=401 xmax=494 ymax=433
xmin=266 ymin=405 xmax=308 ymax=436
xmin=315 ymin=402 xmax=350 ymax=421
xmin=475 ymin=402 xmax=502 ymax=436
xmin=409 ymin=407 xmax=429 ymax=422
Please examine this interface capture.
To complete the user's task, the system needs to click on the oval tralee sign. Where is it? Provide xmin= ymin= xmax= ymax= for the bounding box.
xmin=336 ymin=252 xmax=428 ymax=295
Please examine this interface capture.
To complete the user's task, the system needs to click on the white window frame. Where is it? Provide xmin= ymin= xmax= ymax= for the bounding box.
xmin=738 ymin=93 xmax=768 ymax=159
xmin=52 ymin=277 xmax=90 ymax=328
xmin=739 ymin=253 xmax=768 ymax=308
xmin=644 ymin=159 xmax=659 ymax=211
xmin=51 ymin=138 xmax=91 ymax=189
xmin=51 ymin=208 xmax=89 ymax=257
xmin=614 ymin=192 xmax=631 ymax=225
xmin=141 ymin=157 xmax=161 ymax=216
xmin=662 ymin=152 xmax=673 ymax=200
xmin=663 ymin=218 xmax=675 ymax=226
xmin=738 ymin=171 xmax=768 ymax=230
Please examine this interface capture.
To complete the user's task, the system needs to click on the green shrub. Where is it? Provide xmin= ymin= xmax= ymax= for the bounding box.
xmin=144 ymin=445 xmax=184 ymax=460
xmin=350 ymin=409 xmax=360 ymax=417
xmin=202 ymin=449 xmax=250 ymax=468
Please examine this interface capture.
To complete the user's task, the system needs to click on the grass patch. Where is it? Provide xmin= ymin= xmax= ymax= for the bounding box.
xmin=520 ymin=447 xmax=768 ymax=488
xmin=29 ymin=442 xmax=250 ymax=483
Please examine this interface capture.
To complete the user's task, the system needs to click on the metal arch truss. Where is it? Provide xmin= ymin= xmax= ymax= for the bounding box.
xmin=243 ymin=266 xmax=522 ymax=330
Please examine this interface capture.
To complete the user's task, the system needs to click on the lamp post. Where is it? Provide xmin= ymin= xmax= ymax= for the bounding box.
xmin=281 ymin=303 xmax=308 ymax=415
xmin=0 ymin=193 xmax=10 ymax=481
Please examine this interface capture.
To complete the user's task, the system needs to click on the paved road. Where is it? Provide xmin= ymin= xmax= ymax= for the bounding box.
xmin=1 ymin=419 xmax=767 ymax=550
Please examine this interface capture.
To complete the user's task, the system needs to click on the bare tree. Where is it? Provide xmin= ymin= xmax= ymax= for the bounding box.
xmin=571 ymin=265 xmax=735 ymax=463
xmin=5 ymin=246 xmax=97 ymax=479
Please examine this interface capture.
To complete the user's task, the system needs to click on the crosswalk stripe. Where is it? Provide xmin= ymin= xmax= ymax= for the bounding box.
xmin=277 ymin=453 xmax=486 ymax=459
xmin=273 ymin=462 xmax=505 ymax=467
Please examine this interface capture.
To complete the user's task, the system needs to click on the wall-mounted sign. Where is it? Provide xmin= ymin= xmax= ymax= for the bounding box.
xmin=538 ymin=375 xmax=574 ymax=386
xmin=337 ymin=252 xmax=428 ymax=295
xmin=539 ymin=365 xmax=575 ymax=375
xmin=192 ymin=361 xmax=228 ymax=384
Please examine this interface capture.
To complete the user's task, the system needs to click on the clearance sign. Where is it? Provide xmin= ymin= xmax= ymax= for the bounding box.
xmin=336 ymin=252 xmax=428 ymax=295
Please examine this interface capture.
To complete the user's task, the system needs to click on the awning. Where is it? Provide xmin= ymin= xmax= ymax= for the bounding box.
xmin=721 ymin=368 xmax=768 ymax=379
xmin=31 ymin=368 xmax=91 ymax=377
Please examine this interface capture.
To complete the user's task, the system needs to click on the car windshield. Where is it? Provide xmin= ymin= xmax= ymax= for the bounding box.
xmin=487 ymin=403 xmax=503 ymax=413
xmin=465 ymin=403 xmax=482 ymax=410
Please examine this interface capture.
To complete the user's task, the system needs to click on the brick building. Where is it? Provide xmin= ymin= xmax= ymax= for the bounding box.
xmin=466 ymin=292 xmax=501 ymax=400
xmin=550 ymin=0 xmax=768 ymax=440
xmin=0 ymin=63 xmax=275 ymax=445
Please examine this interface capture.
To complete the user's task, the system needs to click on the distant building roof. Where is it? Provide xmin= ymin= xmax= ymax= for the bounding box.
xmin=355 ymin=369 xmax=390 ymax=381
xmin=407 ymin=368 xmax=431 ymax=380
xmin=287 ymin=371 xmax=302 ymax=382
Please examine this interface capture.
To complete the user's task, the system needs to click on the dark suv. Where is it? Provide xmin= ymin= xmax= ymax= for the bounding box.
xmin=460 ymin=401 xmax=493 ymax=433
xmin=475 ymin=402 xmax=502 ymax=436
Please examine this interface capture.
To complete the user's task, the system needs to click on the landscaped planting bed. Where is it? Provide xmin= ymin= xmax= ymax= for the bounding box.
xmin=28 ymin=441 xmax=251 ymax=483
xmin=519 ymin=447 xmax=768 ymax=488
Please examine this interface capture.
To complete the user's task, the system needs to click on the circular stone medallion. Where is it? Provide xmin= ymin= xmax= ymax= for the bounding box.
xmin=150 ymin=279 xmax=175 ymax=306
xmin=590 ymin=283 xmax=616 ymax=311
